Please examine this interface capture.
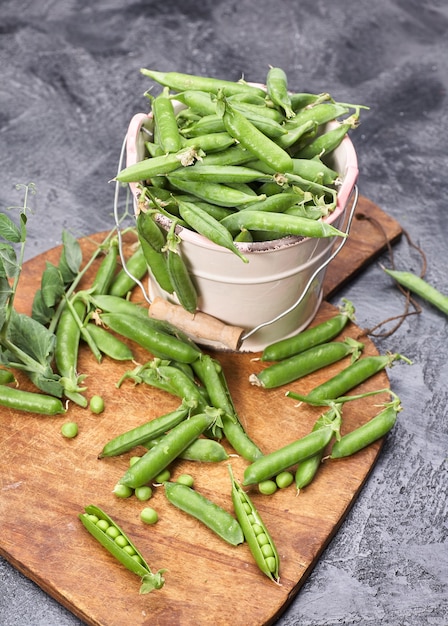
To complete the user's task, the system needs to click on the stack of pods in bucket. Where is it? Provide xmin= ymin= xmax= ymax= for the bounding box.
xmin=117 ymin=67 xmax=360 ymax=351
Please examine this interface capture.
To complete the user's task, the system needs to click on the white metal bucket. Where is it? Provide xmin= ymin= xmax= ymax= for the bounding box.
xmin=124 ymin=107 xmax=358 ymax=352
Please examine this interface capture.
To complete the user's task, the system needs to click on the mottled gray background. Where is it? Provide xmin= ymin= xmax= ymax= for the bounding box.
xmin=1 ymin=1 xmax=447 ymax=625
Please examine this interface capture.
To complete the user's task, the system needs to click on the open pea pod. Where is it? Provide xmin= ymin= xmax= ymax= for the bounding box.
xmin=79 ymin=504 xmax=166 ymax=594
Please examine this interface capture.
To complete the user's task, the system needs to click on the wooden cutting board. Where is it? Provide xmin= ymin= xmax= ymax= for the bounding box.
xmin=0 ymin=195 xmax=402 ymax=626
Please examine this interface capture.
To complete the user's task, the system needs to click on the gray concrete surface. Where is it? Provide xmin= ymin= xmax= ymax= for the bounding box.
xmin=1 ymin=1 xmax=447 ymax=625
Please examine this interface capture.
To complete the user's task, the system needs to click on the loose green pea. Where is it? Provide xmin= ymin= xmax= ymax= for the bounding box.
xmin=90 ymin=395 xmax=105 ymax=414
xmin=140 ymin=507 xmax=159 ymax=525
xmin=258 ymin=480 xmax=278 ymax=495
xmin=61 ymin=421 xmax=78 ymax=439
xmin=135 ymin=486 xmax=153 ymax=501
xmin=154 ymin=469 xmax=171 ymax=484
xmin=176 ymin=474 xmax=195 ymax=487
xmin=113 ymin=483 xmax=134 ymax=499
xmin=276 ymin=471 xmax=294 ymax=489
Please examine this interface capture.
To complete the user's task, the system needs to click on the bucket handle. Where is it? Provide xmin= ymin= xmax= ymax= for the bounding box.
xmin=240 ymin=183 xmax=359 ymax=343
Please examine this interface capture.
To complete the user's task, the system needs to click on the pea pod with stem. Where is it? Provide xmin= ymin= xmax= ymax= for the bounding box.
xmin=261 ymin=298 xmax=356 ymax=361
xmin=141 ymin=68 xmax=267 ymax=99
xmin=108 ymin=243 xmax=149 ymax=298
xmin=192 ymin=354 xmax=264 ymax=461
xmin=144 ymin=434 xmax=229 ymax=462
xmin=118 ymin=408 xmax=222 ymax=489
xmin=54 ymin=297 xmax=89 ymax=407
xmin=243 ymin=411 xmax=341 ymax=486
xmin=151 ymin=86 xmax=182 ymax=154
xmin=295 ymin=112 xmax=360 ymax=160
xmin=84 ymin=322 xmax=134 ymax=361
xmin=266 ymin=66 xmax=295 ymax=119
xmin=115 ymin=146 xmax=199 ymax=183
xmin=286 ymin=353 xmax=412 ymax=406
xmin=164 ymin=480 xmax=244 ymax=546
xmin=98 ymin=402 xmax=191 ymax=458
xmin=177 ymin=198 xmax=248 ymax=263
xmin=0 ymin=384 xmax=65 ymax=415
xmin=167 ymin=175 xmax=266 ymax=208
xmin=250 ymin=337 xmax=364 ymax=389
xmin=99 ymin=311 xmax=202 ymax=363
xmin=164 ymin=223 xmax=199 ymax=313
xmin=79 ymin=504 xmax=165 ymax=594
xmin=216 ymin=93 xmax=293 ymax=173
xmin=228 ymin=464 xmax=280 ymax=583
xmin=330 ymin=396 xmax=402 ymax=459
xmin=382 ymin=266 xmax=448 ymax=316
xmin=220 ymin=209 xmax=346 ymax=240
xmin=90 ymin=239 xmax=119 ymax=296
xmin=295 ymin=405 xmax=342 ymax=492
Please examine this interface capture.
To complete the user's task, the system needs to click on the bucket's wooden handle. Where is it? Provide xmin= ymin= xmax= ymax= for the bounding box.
xmin=149 ymin=297 xmax=245 ymax=351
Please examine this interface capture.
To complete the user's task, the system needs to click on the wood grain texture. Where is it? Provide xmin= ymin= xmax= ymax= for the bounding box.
xmin=0 ymin=196 xmax=402 ymax=626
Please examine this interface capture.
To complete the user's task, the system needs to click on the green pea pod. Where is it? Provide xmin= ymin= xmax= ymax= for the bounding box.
xmin=115 ymin=146 xmax=198 ymax=183
xmin=167 ymin=175 xmax=266 ymax=208
xmin=99 ymin=312 xmax=202 ymax=363
xmin=330 ymin=398 xmax=401 ymax=458
xmin=169 ymin=164 xmax=268 ymax=185
xmin=294 ymin=405 xmax=342 ymax=491
xmin=88 ymin=294 xmax=149 ymax=319
xmin=243 ymin=419 xmax=340 ymax=486
xmin=286 ymin=353 xmax=412 ymax=406
xmin=192 ymin=354 xmax=263 ymax=461
xmin=0 ymin=368 xmax=16 ymax=385
xmin=108 ymin=244 xmax=148 ymax=298
xmin=382 ymin=267 xmax=448 ymax=316
xmin=152 ymin=87 xmax=182 ymax=153
xmin=266 ymin=66 xmax=294 ymax=119
xmin=181 ymin=131 xmax=236 ymax=153
xmin=166 ymin=248 xmax=198 ymax=314
xmin=217 ymin=95 xmax=293 ymax=173
xmin=138 ymin=234 xmax=175 ymax=295
xmin=99 ymin=403 xmax=190 ymax=458
xmin=119 ymin=410 xmax=220 ymax=488
xmin=79 ymin=504 xmax=165 ymax=594
xmin=85 ymin=323 xmax=134 ymax=361
xmin=220 ymin=209 xmax=346 ymax=240
xmin=0 ymin=385 xmax=65 ymax=415
xmin=153 ymin=364 xmax=208 ymax=412
xmin=177 ymin=199 xmax=248 ymax=263
xmin=296 ymin=113 xmax=359 ymax=159
xmin=141 ymin=69 xmax=267 ymax=98
xmin=55 ymin=298 xmax=88 ymax=407
xmin=164 ymin=481 xmax=244 ymax=546
xmin=136 ymin=210 xmax=166 ymax=252
xmin=199 ymin=144 xmax=254 ymax=167
xmin=91 ymin=240 xmax=119 ymax=296
xmin=144 ymin=435 xmax=229 ymax=462
xmin=250 ymin=337 xmax=364 ymax=389
xmin=261 ymin=298 xmax=356 ymax=361
xmin=228 ymin=465 xmax=280 ymax=583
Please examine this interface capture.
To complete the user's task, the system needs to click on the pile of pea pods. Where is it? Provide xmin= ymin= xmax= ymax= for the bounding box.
xmin=115 ymin=68 xmax=364 ymax=310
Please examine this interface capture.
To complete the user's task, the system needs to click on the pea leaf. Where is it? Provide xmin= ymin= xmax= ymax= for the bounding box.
xmin=58 ymin=230 xmax=82 ymax=283
xmin=0 ymin=213 xmax=22 ymax=243
xmin=0 ymin=276 xmax=13 ymax=329
xmin=27 ymin=369 xmax=64 ymax=397
xmin=31 ymin=289 xmax=55 ymax=325
xmin=0 ymin=243 xmax=19 ymax=280
xmin=6 ymin=310 xmax=56 ymax=368
xmin=41 ymin=261 xmax=65 ymax=308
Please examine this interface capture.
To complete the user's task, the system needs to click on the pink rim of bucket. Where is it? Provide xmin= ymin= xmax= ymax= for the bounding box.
xmin=124 ymin=111 xmax=358 ymax=254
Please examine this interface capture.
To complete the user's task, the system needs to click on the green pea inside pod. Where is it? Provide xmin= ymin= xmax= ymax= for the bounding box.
xmin=79 ymin=504 xmax=166 ymax=594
